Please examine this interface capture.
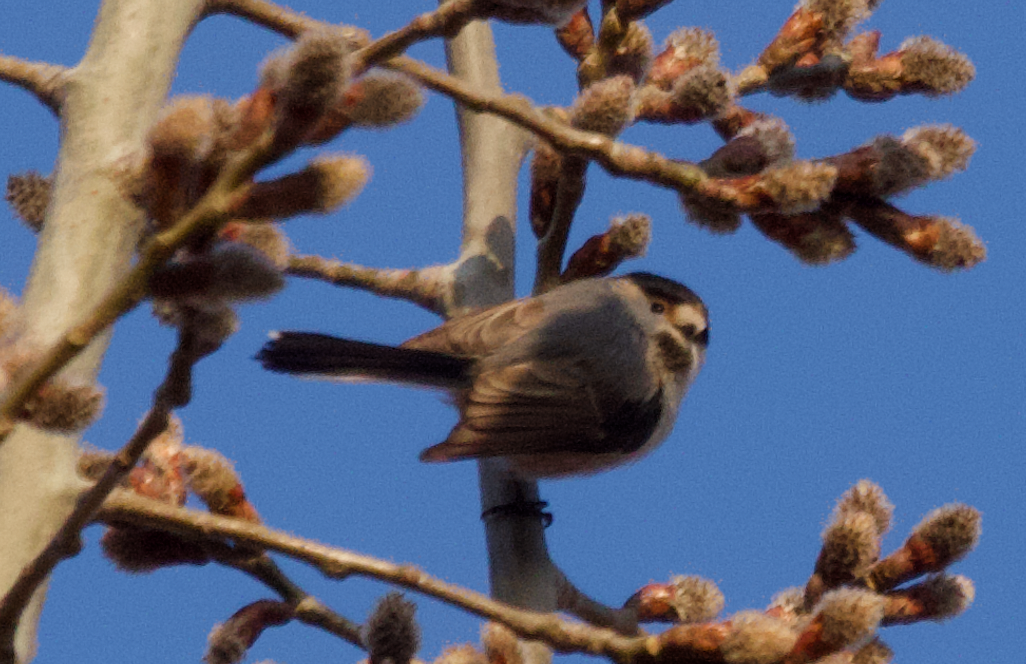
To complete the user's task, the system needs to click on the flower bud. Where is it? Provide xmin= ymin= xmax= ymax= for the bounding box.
xmin=5 ymin=171 xmax=51 ymax=232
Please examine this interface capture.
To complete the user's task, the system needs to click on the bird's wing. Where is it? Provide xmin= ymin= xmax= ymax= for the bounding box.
xmin=401 ymin=297 xmax=547 ymax=356
xmin=420 ymin=359 xmax=663 ymax=462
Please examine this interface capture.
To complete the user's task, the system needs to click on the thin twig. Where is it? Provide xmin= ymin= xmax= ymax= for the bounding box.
xmin=555 ymin=569 xmax=641 ymax=636
xmin=0 ymin=55 xmax=68 ymax=115
xmin=205 ymin=0 xmax=476 ymax=73
xmin=204 ymin=0 xmax=335 ymax=39
xmin=0 ymin=325 xmax=205 ymax=656
xmin=219 ymin=551 xmax=365 ymax=646
xmin=388 ymin=56 xmax=706 ymax=192
xmin=286 ymin=254 xmax=452 ymax=316
xmin=201 ymin=0 xmax=707 ymax=196
xmin=96 ymin=491 xmax=646 ymax=660
xmin=353 ymin=0 xmax=479 ymax=69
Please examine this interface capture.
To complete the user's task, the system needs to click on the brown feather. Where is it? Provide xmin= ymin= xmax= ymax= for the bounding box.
xmin=402 ymin=298 xmax=546 ymax=356
xmin=419 ymin=357 xmax=661 ymax=462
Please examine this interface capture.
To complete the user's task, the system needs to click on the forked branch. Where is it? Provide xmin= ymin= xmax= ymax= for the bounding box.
xmin=0 ymin=323 xmax=208 ymax=658
xmin=0 ymin=56 xmax=68 ymax=115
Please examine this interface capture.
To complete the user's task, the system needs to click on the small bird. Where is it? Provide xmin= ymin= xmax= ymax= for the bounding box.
xmin=257 ymin=273 xmax=708 ymax=479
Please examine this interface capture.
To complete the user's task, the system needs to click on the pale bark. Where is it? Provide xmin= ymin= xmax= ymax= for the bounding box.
xmin=443 ymin=16 xmax=556 ymax=664
xmin=0 ymin=1 xmax=206 ymax=661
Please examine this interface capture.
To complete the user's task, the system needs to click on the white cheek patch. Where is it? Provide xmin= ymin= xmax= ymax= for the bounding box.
xmin=672 ymin=307 xmax=707 ymax=334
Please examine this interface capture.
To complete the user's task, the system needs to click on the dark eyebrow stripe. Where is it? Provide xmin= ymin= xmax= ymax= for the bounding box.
xmin=624 ymin=272 xmax=706 ymax=309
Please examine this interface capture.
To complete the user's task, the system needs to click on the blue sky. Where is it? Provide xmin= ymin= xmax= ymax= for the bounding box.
xmin=1 ymin=1 xmax=1022 ymax=663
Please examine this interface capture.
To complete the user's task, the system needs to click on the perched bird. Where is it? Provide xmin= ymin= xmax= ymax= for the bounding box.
xmin=257 ymin=273 xmax=708 ymax=478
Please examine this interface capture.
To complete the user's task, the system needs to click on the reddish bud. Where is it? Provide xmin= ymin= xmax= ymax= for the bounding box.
xmin=234 ymin=154 xmax=370 ymax=220
xmin=702 ymin=119 xmax=794 ymax=177
xmin=626 ymin=575 xmax=724 ymax=624
xmin=868 ymin=504 xmax=981 ymax=591
xmin=21 ymin=380 xmax=104 ymax=433
xmin=883 ymin=574 xmax=974 ymax=625
xmin=712 ymin=105 xmax=772 ymax=141
xmin=604 ymin=21 xmax=654 ymax=84
xmin=555 ymin=8 xmax=594 ymax=61
xmin=754 ymin=209 xmax=856 ymax=265
xmin=758 ymin=8 xmax=824 ymax=73
xmin=571 ymin=75 xmax=636 ymax=136
xmin=260 ymin=29 xmax=353 ymax=147
xmin=562 ymin=213 xmax=651 ymax=282
xmin=308 ymin=73 xmax=424 ymax=143
xmin=5 ymin=171 xmax=51 ymax=232
xmin=529 ymin=140 xmax=564 ymax=238
xmin=364 ymin=593 xmax=421 ymax=664
xmin=181 ymin=446 xmax=261 ymax=522
xmin=847 ymin=201 xmax=985 ymax=271
xmin=636 ymin=64 xmax=730 ymax=124
xmin=814 ymin=510 xmax=880 ymax=588
xmin=206 ymin=600 xmax=293 ymax=664
xmin=148 ymin=244 xmax=285 ymax=305
xmin=647 ymin=28 xmax=719 ymax=91
xmin=723 ymin=611 xmax=798 ymax=664
xmin=102 ymin=527 xmax=211 ymax=573
xmin=143 ymin=96 xmax=219 ymax=227
xmin=898 ymin=36 xmax=974 ymax=96
xmin=835 ymin=480 xmax=893 ymax=535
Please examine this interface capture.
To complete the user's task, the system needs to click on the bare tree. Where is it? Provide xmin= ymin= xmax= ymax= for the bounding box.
xmin=0 ymin=1 xmax=982 ymax=664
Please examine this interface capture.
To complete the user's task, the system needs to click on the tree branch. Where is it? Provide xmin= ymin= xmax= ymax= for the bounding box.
xmin=286 ymin=254 xmax=453 ymax=317
xmin=0 ymin=56 xmax=68 ymax=116
xmin=441 ymin=27 xmax=557 ymax=664
xmin=96 ymin=491 xmax=642 ymax=658
xmin=0 ymin=3 xmax=208 ymax=662
xmin=200 ymin=0 xmax=708 ymax=197
xmin=386 ymin=56 xmax=706 ymax=192
xmin=353 ymin=0 xmax=478 ymax=69
xmin=555 ymin=569 xmax=640 ymax=635
xmin=218 ymin=552 xmax=365 ymax=647
xmin=533 ymin=157 xmax=588 ymax=294
xmin=204 ymin=0 xmax=346 ymax=40
xmin=0 ymin=322 xmax=206 ymax=661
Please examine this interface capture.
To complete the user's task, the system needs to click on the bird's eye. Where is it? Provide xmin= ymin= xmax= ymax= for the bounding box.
xmin=650 ymin=301 xmax=666 ymax=314
xmin=681 ymin=324 xmax=696 ymax=338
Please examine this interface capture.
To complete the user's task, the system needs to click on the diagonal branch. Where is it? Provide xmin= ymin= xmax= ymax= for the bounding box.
xmin=555 ymin=569 xmax=640 ymax=635
xmin=217 ymin=551 xmax=364 ymax=646
xmin=205 ymin=0 xmax=475 ymax=73
xmin=0 ymin=55 xmax=68 ymax=116
xmin=96 ymin=490 xmax=644 ymax=659
xmin=533 ymin=157 xmax=588 ymax=294
xmin=204 ymin=0 xmax=334 ymax=39
xmin=286 ymin=254 xmax=453 ymax=317
xmin=0 ymin=324 xmax=206 ymax=659
xmin=201 ymin=0 xmax=708 ymax=197
xmin=352 ymin=0 xmax=479 ymax=69
xmin=387 ymin=56 xmax=706 ymax=192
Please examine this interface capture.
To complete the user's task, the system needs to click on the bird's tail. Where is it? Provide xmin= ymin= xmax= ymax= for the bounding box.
xmin=257 ymin=331 xmax=473 ymax=390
